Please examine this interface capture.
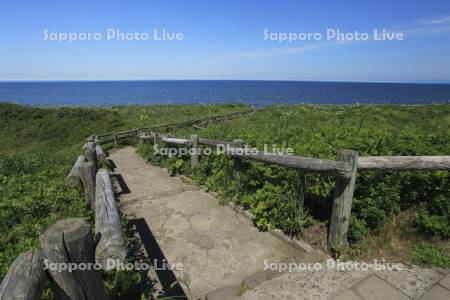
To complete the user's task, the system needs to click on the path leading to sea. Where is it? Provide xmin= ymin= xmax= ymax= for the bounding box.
xmin=110 ymin=147 xmax=450 ymax=300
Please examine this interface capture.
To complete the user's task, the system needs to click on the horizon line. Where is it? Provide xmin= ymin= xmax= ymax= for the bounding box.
xmin=0 ymin=78 xmax=450 ymax=85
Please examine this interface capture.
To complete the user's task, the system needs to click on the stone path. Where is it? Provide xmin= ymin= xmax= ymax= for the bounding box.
xmin=240 ymin=264 xmax=450 ymax=300
xmin=111 ymin=147 xmax=317 ymax=299
xmin=110 ymin=147 xmax=450 ymax=300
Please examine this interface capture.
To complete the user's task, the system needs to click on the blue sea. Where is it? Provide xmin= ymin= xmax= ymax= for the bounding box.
xmin=0 ymin=80 xmax=449 ymax=107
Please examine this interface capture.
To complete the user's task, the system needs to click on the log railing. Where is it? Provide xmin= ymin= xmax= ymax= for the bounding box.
xmin=0 ymin=250 xmax=47 ymax=300
xmin=0 ymin=139 xmax=124 ymax=298
xmin=139 ymin=131 xmax=450 ymax=252
xmin=0 ymin=217 xmax=108 ymax=300
xmin=93 ymin=108 xmax=256 ymax=145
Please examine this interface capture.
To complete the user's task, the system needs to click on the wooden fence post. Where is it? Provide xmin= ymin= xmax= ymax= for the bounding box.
xmin=132 ymin=128 xmax=138 ymax=144
xmin=40 ymin=218 xmax=106 ymax=300
xmin=232 ymin=139 xmax=246 ymax=191
xmin=95 ymin=143 xmax=113 ymax=170
xmin=153 ymin=132 xmax=160 ymax=155
xmin=86 ymin=135 xmax=95 ymax=143
xmin=0 ymin=249 xmax=47 ymax=300
xmin=95 ymin=144 xmax=106 ymax=161
xmin=328 ymin=150 xmax=358 ymax=253
xmin=84 ymin=142 xmax=97 ymax=167
xmin=113 ymin=131 xmax=118 ymax=146
xmin=81 ymin=161 xmax=96 ymax=210
xmin=65 ymin=155 xmax=86 ymax=188
xmin=190 ymin=134 xmax=199 ymax=167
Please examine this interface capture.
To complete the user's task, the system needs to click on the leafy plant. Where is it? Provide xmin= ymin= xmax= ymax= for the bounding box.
xmin=411 ymin=241 xmax=450 ymax=267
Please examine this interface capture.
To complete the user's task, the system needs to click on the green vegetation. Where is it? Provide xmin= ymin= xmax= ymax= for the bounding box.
xmin=0 ymin=102 xmax=448 ymax=289
xmin=0 ymin=102 xmax=245 ymax=297
xmin=411 ymin=241 xmax=450 ymax=268
xmin=137 ymin=104 xmax=450 ymax=266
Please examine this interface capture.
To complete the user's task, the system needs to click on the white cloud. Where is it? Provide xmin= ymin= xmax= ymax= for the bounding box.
xmin=229 ymin=44 xmax=320 ymax=60
xmin=417 ymin=16 xmax=450 ymax=26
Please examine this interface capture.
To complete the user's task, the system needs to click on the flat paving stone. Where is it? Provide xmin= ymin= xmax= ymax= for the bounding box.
xmin=439 ymin=274 xmax=450 ymax=290
xmin=240 ymin=266 xmax=369 ymax=300
xmin=419 ymin=284 xmax=450 ymax=300
xmin=353 ymin=275 xmax=410 ymax=300
xmin=376 ymin=268 xmax=442 ymax=298
xmin=205 ymin=286 xmax=240 ymax=300
xmin=242 ymin=270 xmax=283 ymax=289
xmin=332 ymin=289 xmax=362 ymax=300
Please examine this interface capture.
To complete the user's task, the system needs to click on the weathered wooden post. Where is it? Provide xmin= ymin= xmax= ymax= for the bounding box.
xmin=81 ymin=161 xmax=96 ymax=209
xmin=40 ymin=218 xmax=106 ymax=300
xmin=86 ymin=135 xmax=95 ymax=143
xmin=95 ymin=143 xmax=113 ymax=170
xmin=231 ymin=139 xmax=246 ymax=192
xmin=65 ymin=155 xmax=86 ymax=188
xmin=328 ymin=150 xmax=358 ymax=253
xmin=153 ymin=132 xmax=160 ymax=155
xmin=84 ymin=142 xmax=97 ymax=167
xmin=112 ymin=131 xmax=118 ymax=146
xmin=95 ymin=169 xmax=127 ymax=269
xmin=0 ymin=249 xmax=47 ymax=300
xmin=132 ymin=128 xmax=138 ymax=144
xmin=95 ymin=144 xmax=106 ymax=161
xmin=190 ymin=134 xmax=199 ymax=167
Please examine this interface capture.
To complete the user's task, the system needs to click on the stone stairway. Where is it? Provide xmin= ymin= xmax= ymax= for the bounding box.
xmin=109 ymin=147 xmax=450 ymax=300
xmin=110 ymin=147 xmax=325 ymax=299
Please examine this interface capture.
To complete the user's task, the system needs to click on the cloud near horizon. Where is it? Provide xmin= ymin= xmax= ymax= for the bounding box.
xmin=228 ymin=44 xmax=320 ymax=60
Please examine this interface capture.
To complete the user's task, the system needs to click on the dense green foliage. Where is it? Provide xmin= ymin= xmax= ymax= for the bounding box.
xmin=0 ymin=103 xmax=246 ymax=153
xmin=0 ymin=103 xmax=245 ymax=296
xmin=0 ymin=148 xmax=92 ymax=277
xmin=138 ymin=104 xmax=450 ymax=265
xmin=411 ymin=241 xmax=450 ymax=268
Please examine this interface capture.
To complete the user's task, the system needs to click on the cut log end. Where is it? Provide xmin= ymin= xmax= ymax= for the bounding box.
xmin=95 ymin=242 xmax=127 ymax=270
xmin=65 ymin=155 xmax=86 ymax=188
xmin=39 ymin=218 xmax=106 ymax=300
xmin=0 ymin=249 xmax=47 ymax=300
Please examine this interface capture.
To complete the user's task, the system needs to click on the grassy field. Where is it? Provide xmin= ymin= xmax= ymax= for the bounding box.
xmin=0 ymin=103 xmax=246 ymax=298
xmin=137 ymin=104 xmax=450 ymax=266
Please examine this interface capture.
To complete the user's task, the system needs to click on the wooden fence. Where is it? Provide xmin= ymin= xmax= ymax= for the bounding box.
xmin=138 ymin=131 xmax=450 ymax=252
xmin=0 ymin=139 xmax=125 ymax=299
xmin=94 ymin=108 xmax=256 ymax=145
xmin=92 ymin=107 xmax=450 ymax=252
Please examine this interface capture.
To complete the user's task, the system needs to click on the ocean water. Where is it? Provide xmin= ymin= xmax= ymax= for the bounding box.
xmin=0 ymin=80 xmax=449 ymax=107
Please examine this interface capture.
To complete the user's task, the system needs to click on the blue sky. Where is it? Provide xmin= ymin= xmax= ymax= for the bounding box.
xmin=0 ymin=0 xmax=449 ymax=82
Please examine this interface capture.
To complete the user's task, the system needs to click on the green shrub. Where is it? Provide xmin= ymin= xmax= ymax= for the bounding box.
xmin=411 ymin=241 xmax=450 ymax=267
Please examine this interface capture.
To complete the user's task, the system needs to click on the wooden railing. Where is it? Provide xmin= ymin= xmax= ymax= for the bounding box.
xmin=0 ymin=139 xmax=124 ymax=299
xmin=94 ymin=108 xmax=256 ymax=145
xmin=138 ymin=131 xmax=450 ymax=252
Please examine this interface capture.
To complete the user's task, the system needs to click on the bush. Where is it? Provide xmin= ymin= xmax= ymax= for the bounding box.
xmin=411 ymin=241 xmax=450 ymax=267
